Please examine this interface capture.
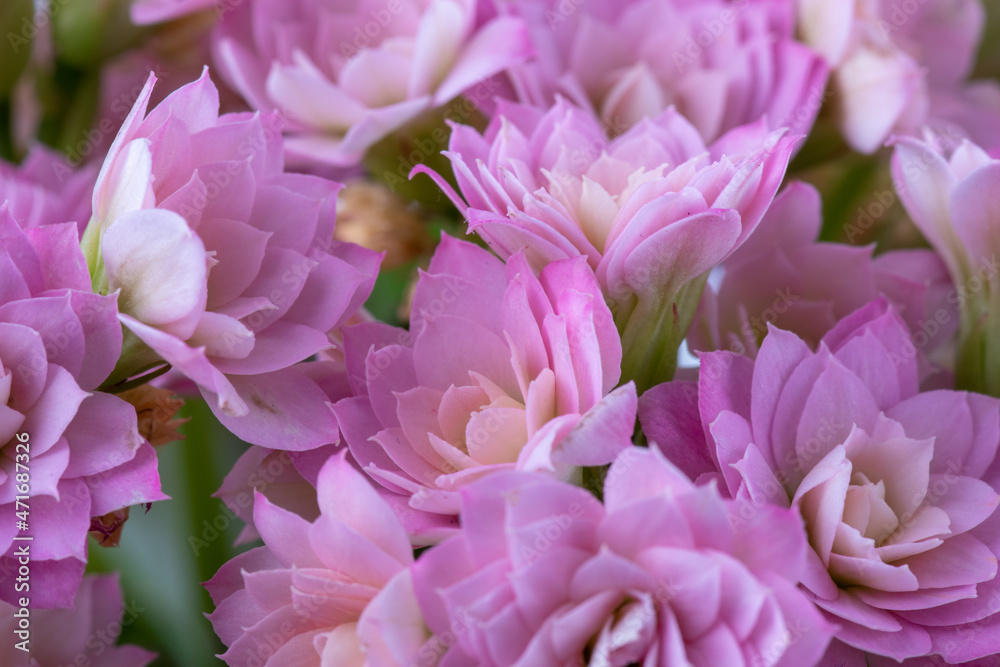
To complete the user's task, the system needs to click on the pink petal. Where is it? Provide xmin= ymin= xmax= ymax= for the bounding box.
xmin=210 ymin=367 xmax=339 ymax=451
xmin=252 ymin=491 xmax=324 ymax=569
xmin=434 ymin=16 xmax=534 ymax=104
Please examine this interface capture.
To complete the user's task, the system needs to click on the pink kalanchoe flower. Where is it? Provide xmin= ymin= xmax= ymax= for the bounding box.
xmin=0 ymin=146 xmax=95 ymax=234
xmin=640 ymin=299 xmax=1000 ymax=663
xmin=892 ymin=134 xmax=1000 ymax=395
xmin=690 ymin=181 xmax=957 ymax=365
xmin=210 ymin=0 xmax=534 ymax=168
xmin=798 ymin=0 xmax=1000 ymax=153
xmin=412 ymin=447 xmax=834 ymax=665
xmin=81 ymin=69 xmax=381 ymax=448
xmin=334 ymin=235 xmax=635 ymax=541
xmin=0 ymin=574 xmax=156 ymax=666
xmin=0 ymin=205 xmax=166 ymax=609
xmin=507 ymin=0 xmax=828 ymax=143
xmin=416 ymin=99 xmax=799 ymax=389
xmin=206 ymin=451 xmax=426 ymax=667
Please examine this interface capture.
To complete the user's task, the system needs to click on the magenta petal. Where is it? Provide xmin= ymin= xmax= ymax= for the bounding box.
xmin=929 ymin=475 xmax=998 ymax=536
xmin=900 ymin=533 xmax=998 ymax=591
xmin=1 ymin=557 xmax=85 ymax=609
xmin=732 ymin=443 xmax=790 ymax=507
xmin=85 ymin=442 xmax=168 ymax=516
xmin=832 ymin=614 xmax=931 ymax=661
xmin=19 ymin=365 xmax=87 ymax=456
xmin=251 ymin=492 xmax=323 ymax=569
xmin=731 ymin=502 xmax=807 ymax=580
xmin=949 ymin=161 xmax=1000 ymax=270
xmin=210 ymin=322 xmax=327 ymax=375
xmin=61 ymin=391 xmax=142 ymax=478
xmin=924 ymin=612 xmax=1000 ymax=663
xmin=765 ymin=574 xmax=835 ymax=667
xmin=315 ymin=452 xmax=412 ymax=567
xmin=698 ymin=351 xmax=755 ymax=428
xmin=750 ymin=326 xmax=813 ymax=467
xmin=208 ymin=367 xmax=338 ymax=451
xmin=638 ymin=381 xmax=714 ymax=481
xmin=204 ymin=546 xmax=282 ymax=606
xmin=603 ymin=448 xmax=694 ymax=514
xmin=32 ymin=479 xmax=91 ymax=561
xmin=551 ymin=384 xmax=635 ymax=467
xmin=140 ymin=67 xmax=219 ymax=136
xmin=618 ymin=208 xmax=743 ymax=297
xmin=23 ymin=222 xmax=91 ymax=292
xmin=68 ymin=292 xmax=123 ymax=391
xmin=709 ymin=410 xmax=757 ymax=499
xmin=817 ymin=640 xmax=869 ymax=667
xmin=793 ymin=357 xmax=880 ymax=470
xmin=333 ymin=397 xmax=408 ymax=495
xmin=0 ymin=295 xmax=85 ymax=380
xmin=412 ymin=314 xmax=518 ymax=395
xmin=889 ymin=390 xmax=1000 ymax=479
xmin=434 ymin=16 xmax=534 ymax=104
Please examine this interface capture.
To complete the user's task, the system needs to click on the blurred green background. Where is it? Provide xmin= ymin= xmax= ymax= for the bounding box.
xmin=86 ymin=400 xmax=250 ymax=666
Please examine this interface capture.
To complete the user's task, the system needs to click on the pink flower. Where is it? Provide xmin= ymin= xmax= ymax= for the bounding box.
xmin=416 ymin=100 xmax=799 ymax=389
xmin=507 ymin=0 xmax=828 ymax=143
xmin=334 ymin=235 xmax=635 ymax=541
xmin=0 ymin=146 xmax=95 ymax=234
xmin=206 ymin=451 xmax=425 ymax=667
xmin=210 ymin=0 xmax=534 ymax=167
xmin=640 ymin=299 xmax=1000 ymax=663
xmin=690 ymin=181 xmax=956 ymax=366
xmin=891 ymin=135 xmax=1000 ymax=395
xmin=0 ymin=574 xmax=155 ymax=666
xmin=798 ymin=0 xmax=1000 ymax=152
xmin=81 ymin=69 xmax=381 ymax=448
xmin=411 ymin=447 xmax=834 ymax=665
xmin=0 ymin=205 xmax=166 ymax=609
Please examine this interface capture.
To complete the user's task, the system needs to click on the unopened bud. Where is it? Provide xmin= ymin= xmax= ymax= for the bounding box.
xmin=117 ymin=384 xmax=188 ymax=447
xmin=89 ymin=507 xmax=130 ymax=547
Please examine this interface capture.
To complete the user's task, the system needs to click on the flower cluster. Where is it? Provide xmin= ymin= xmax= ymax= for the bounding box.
xmin=3 ymin=0 xmax=1000 ymax=665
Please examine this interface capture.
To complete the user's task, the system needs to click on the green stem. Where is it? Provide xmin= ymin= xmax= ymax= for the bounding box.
xmin=616 ymin=274 xmax=708 ymax=395
xmin=99 ymin=327 xmax=164 ymax=392
xmin=955 ymin=287 xmax=1000 ymax=397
